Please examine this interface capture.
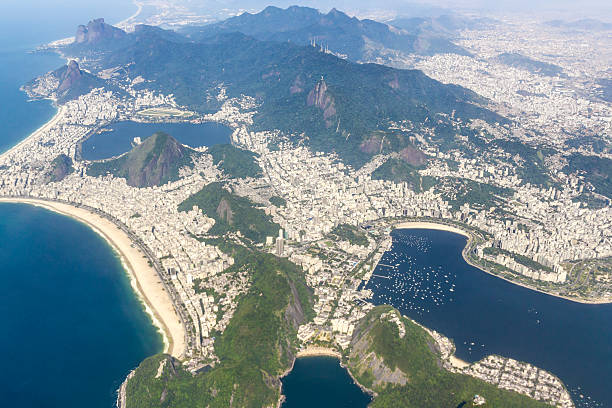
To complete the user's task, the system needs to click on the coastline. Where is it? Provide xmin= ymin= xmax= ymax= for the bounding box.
xmin=0 ymin=105 xmax=64 ymax=161
xmin=390 ymin=219 xmax=612 ymax=305
xmin=277 ymin=347 xmax=375 ymax=408
xmin=0 ymin=197 xmax=186 ymax=358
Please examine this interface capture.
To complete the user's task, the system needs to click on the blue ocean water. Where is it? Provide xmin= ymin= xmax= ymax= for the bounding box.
xmin=0 ymin=1 xmax=164 ymax=407
xmin=0 ymin=0 xmax=138 ymax=154
xmin=82 ymin=121 xmax=233 ymax=160
xmin=281 ymin=356 xmax=372 ymax=408
xmin=366 ymin=229 xmax=612 ymax=408
xmin=0 ymin=203 xmax=163 ymax=407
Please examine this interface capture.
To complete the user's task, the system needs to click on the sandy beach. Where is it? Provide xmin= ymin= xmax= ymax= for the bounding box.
xmin=394 ymin=221 xmax=470 ymax=238
xmin=0 ymin=106 xmax=65 ymax=162
xmin=296 ymin=346 xmax=342 ymax=358
xmin=392 ymin=219 xmax=612 ymax=305
xmin=0 ymin=197 xmax=186 ymax=358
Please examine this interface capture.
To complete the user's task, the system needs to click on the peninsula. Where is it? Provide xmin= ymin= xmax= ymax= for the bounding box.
xmin=2 ymin=5 xmax=611 ymax=407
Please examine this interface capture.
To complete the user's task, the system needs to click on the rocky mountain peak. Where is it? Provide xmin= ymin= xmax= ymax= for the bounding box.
xmin=75 ymin=18 xmax=126 ymax=44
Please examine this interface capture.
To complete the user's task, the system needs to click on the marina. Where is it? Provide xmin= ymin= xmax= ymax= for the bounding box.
xmin=365 ymin=228 xmax=612 ymax=408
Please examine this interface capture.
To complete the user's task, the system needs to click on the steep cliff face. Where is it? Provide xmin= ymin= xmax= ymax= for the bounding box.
xmin=307 ymin=79 xmax=336 ymax=127
xmin=348 ymin=308 xmax=409 ymax=390
xmin=57 ymin=60 xmax=83 ymax=93
xmin=87 ymin=132 xmax=195 ymax=188
xmin=75 ymin=18 xmax=126 ymax=44
xmin=23 ymin=60 xmax=106 ymax=103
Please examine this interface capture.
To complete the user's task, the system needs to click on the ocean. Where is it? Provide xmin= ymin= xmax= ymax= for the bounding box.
xmin=281 ymin=356 xmax=372 ymax=408
xmin=366 ymin=228 xmax=612 ymax=408
xmin=0 ymin=203 xmax=162 ymax=407
xmin=0 ymin=1 xmax=165 ymax=407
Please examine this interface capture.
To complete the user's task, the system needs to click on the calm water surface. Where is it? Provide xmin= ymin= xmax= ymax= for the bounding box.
xmin=81 ymin=121 xmax=233 ymax=160
xmin=365 ymin=228 xmax=612 ymax=408
xmin=0 ymin=203 xmax=162 ymax=407
xmin=281 ymin=356 xmax=372 ymax=408
xmin=0 ymin=1 xmax=164 ymax=407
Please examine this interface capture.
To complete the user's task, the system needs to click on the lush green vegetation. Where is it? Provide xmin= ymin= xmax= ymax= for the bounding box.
xmin=126 ymin=248 xmax=314 ymax=408
xmin=330 ymin=224 xmax=369 ymax=246
xmin=178 ymin=182 xmax=280 ymax=243
xmin=207 ymin=144 xmax=262 ymax=179
xmin=483 ymin=247 xmax=554 ymax=273
xmin=47 ymin=154 xmax=74 ymax=182
xmin=437 ymin=178 xmax=514 ymax=210
xmin=87 ymin=132 xmax=195 ymax=187
xmin=349 ymin=306 xmax=552 ymax=408
xmin=572 ymin=193 xmax=609 ymax=209
xmin=564 ymin=154 xmax=612 ymax=199
xmin=493 ymin=140 xmax=555 ymax=187
xmin=372 ymin=158 xmax=435 ymax=192
xmin=269 ymin=196 xmax=287 ymax=207
xmin=78 ymin=26 xmax=506 ymax=168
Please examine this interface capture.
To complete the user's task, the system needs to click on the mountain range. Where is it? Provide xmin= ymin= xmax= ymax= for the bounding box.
xmin=181 ymin=6 xmax=470 ymax=60
xmin=57 ymin=16 xmax=506 ymax=167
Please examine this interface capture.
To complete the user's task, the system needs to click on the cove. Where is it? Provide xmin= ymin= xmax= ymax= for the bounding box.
xmin=281 ymin=356 xmax=372 ymax=408
xmin=365 ymin=228 xmax=612 ymax=408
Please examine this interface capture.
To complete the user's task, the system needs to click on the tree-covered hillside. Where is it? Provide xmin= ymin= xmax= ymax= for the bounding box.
xmin=63 ymin=23 xmax=506 ymax=167
xmin=126 ymin=247 xmax=314 ymax=408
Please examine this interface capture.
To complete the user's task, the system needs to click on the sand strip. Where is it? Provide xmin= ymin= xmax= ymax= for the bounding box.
xmin=394 ymin=221 xmax=470 ymax=238
xmin=0 ymin=106 xmax=65 ymax=162
xmin=0 ymin=197 xmax=185 ymax=358
xmin=392 ymin=220 xmax=612 ymax=305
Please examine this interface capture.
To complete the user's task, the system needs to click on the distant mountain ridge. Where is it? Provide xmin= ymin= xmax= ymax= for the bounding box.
xmin=181 ymin=5 xmax=470 ymax=60
xmin=75 ymin=18 xmax=126 ymax=45
xmin=544 ymin=19 xmax=612 ymax=31
xmin=56 ymin=17 xmax=506 ymax=167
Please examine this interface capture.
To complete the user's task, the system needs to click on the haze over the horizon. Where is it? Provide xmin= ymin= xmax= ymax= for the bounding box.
xmin=187 ymin=0 xmax=611 ymax=19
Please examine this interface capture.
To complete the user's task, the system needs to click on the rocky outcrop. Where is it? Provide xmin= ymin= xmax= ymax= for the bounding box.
xmin=75 ymin=18 xmax=126 ymax=44
xmin=216 ymin=198 xmax=234 ymax=225
xmin=87 ymin=132 xmax=195 ymax=188
xmin=307 ymin=79 xmax=336 ymax=127
xmin=57 ymin=60 xmax=83 ymax=93
xmin=398 ymin=145 xmax=427 ymax=167
xmin=348 ymin=310 xmax=409 ymax=389
xmin=23 ymin=60 xmax=105 ymax=103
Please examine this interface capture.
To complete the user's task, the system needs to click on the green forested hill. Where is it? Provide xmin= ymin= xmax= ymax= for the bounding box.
xmin=349 ymin=306 xmax=553 ymax=408
xmin=87 ymin=132 xmax=195 ymax=187
xmin=125 ymin=248 xmax=314 ymax=408
xmin=178 ymin=182 xmax=279 ymax=243
xmin=64 ymin=23 xmax=506 ymax=167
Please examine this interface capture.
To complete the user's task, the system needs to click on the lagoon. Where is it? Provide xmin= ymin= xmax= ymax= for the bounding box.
xmin=81 ymin=121 xmax=233 ymax=160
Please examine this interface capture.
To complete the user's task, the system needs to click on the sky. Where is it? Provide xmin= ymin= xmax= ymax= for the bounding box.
xmin=183 ymin=0 xmax=611 ymax=21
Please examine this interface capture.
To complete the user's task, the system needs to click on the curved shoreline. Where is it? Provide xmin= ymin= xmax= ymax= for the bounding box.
xmin=391 ymin=220 xmax=612 ymax=305
xmin=0 ymin=197 xmax=186 ymax=358
xmin=0 ymin=106 xmax=64 ymax=161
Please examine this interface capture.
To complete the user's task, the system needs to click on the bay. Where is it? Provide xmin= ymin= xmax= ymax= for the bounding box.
xmin=366 ymin=228 xmax=612 ymax=408
xmin=281 ymin=356 xmax=372 ymax=408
